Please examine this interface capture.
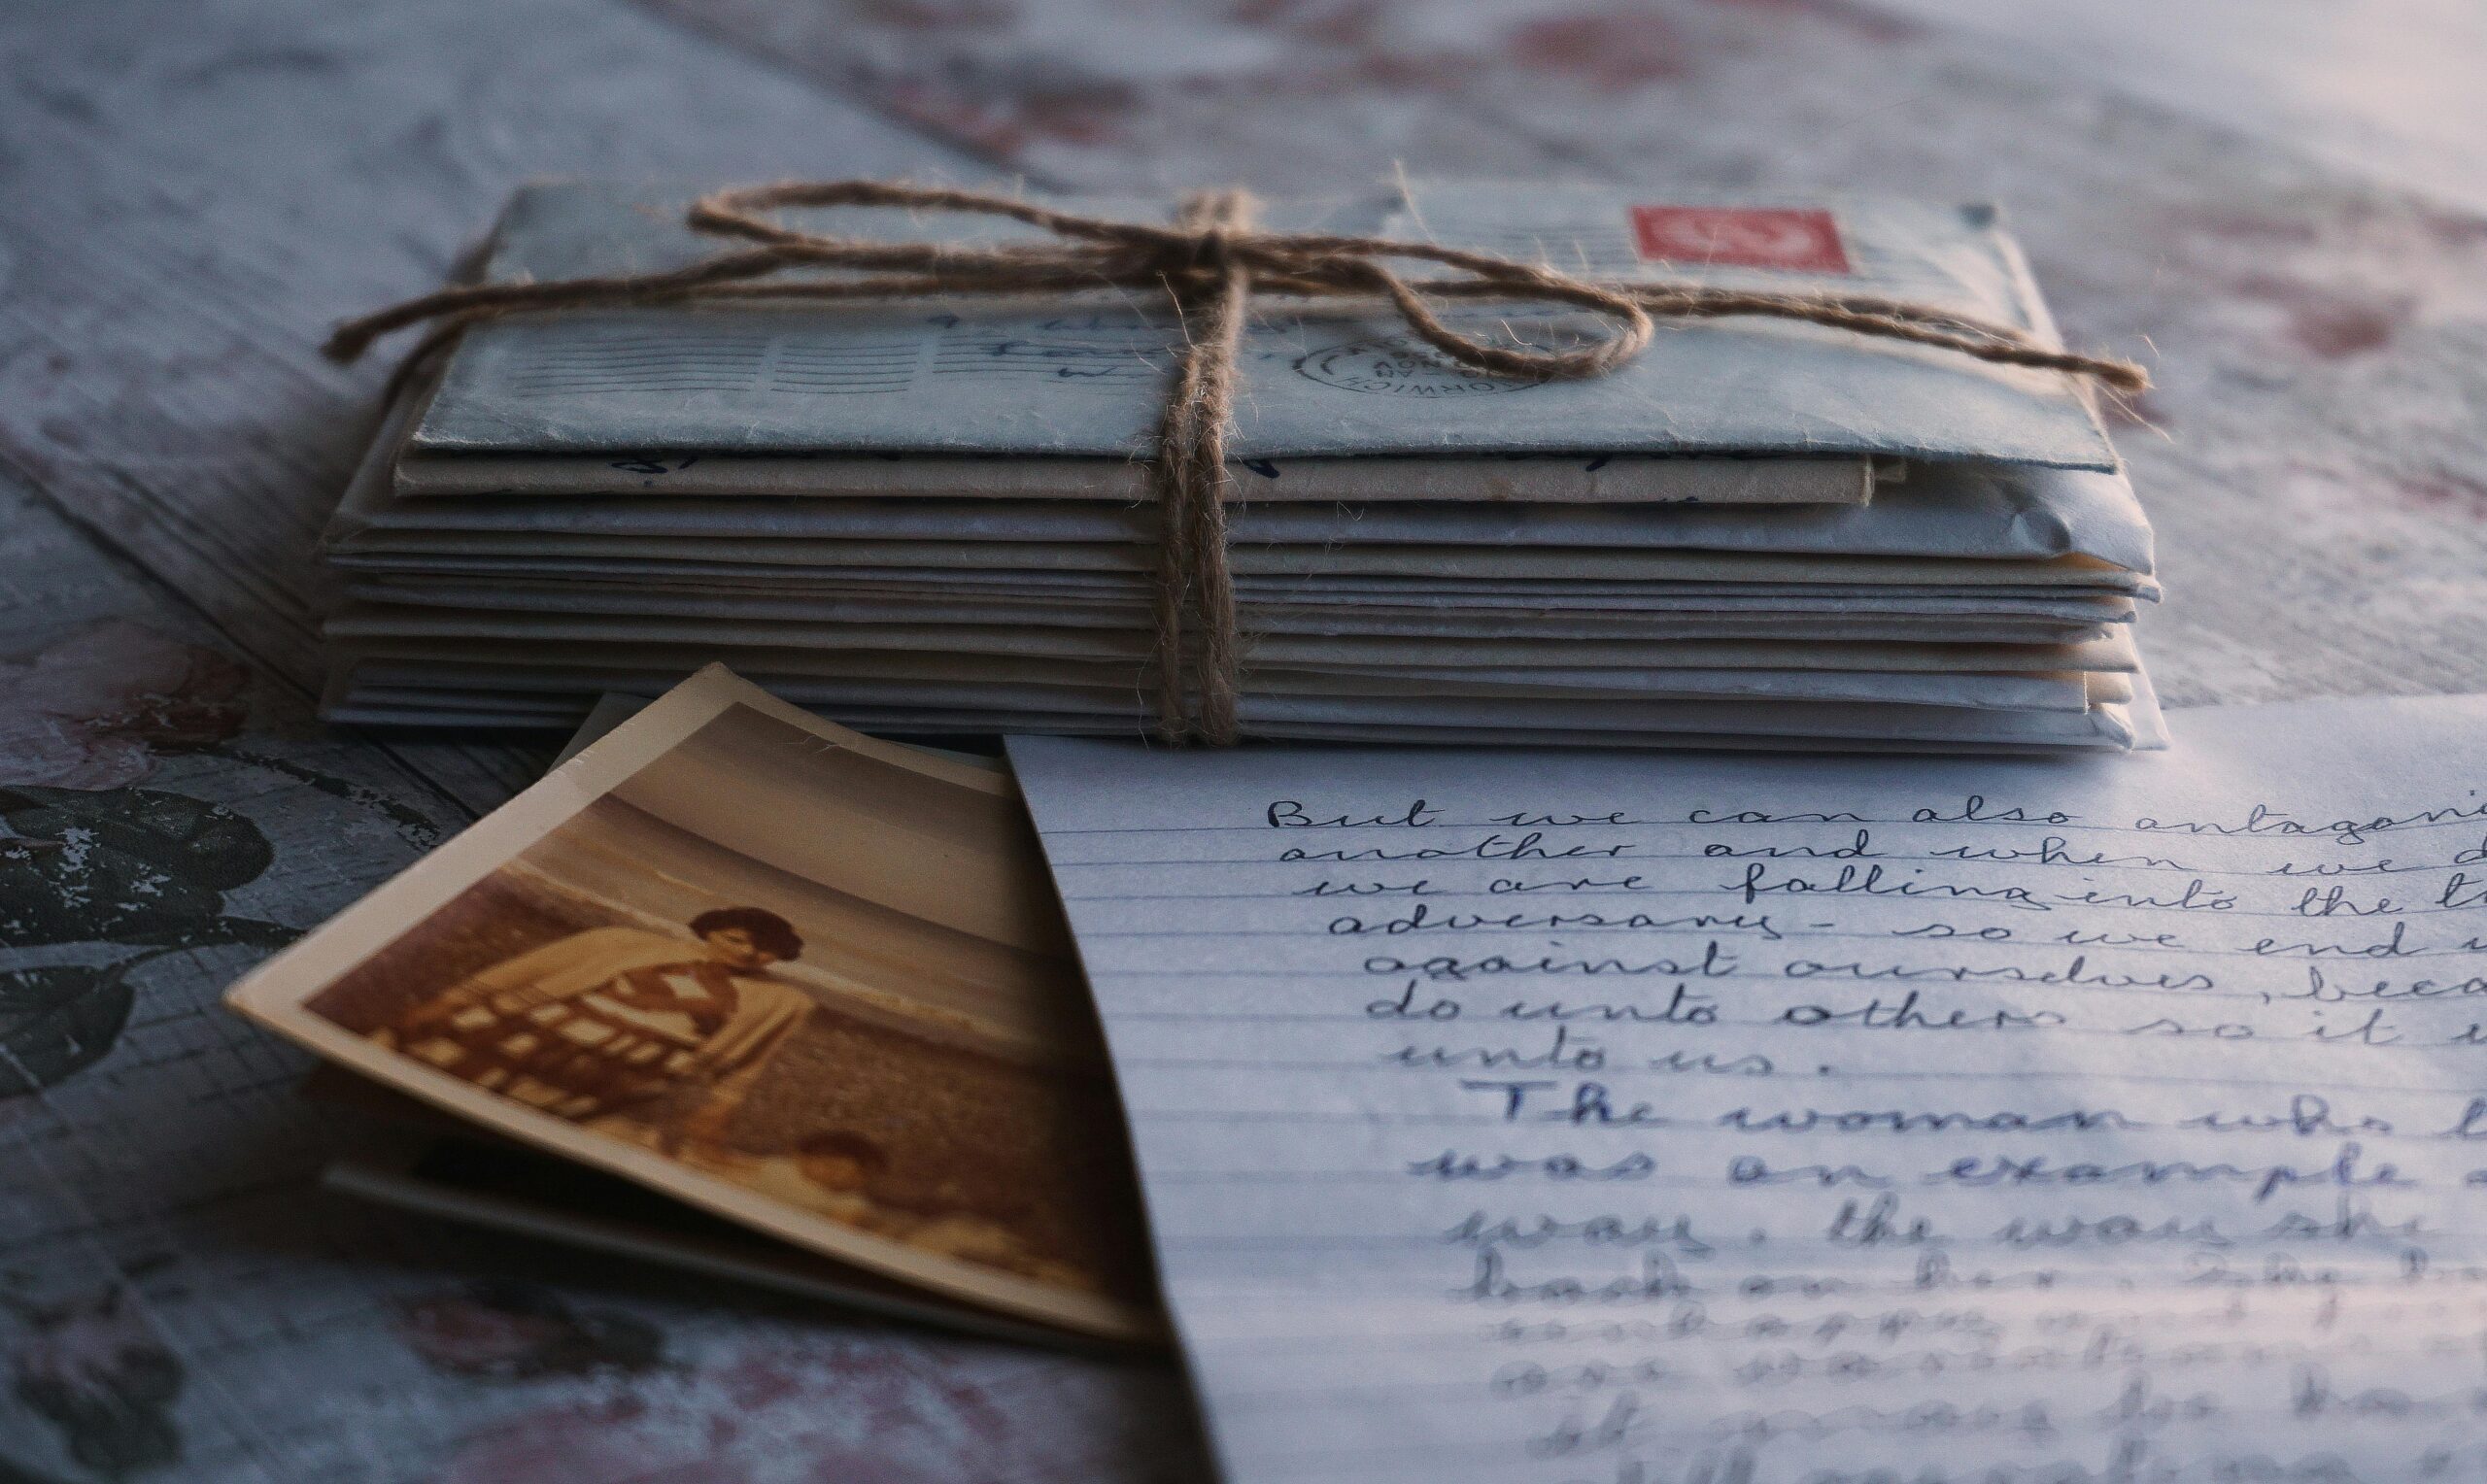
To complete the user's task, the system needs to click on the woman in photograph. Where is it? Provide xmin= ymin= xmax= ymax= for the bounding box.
xmin=376 ymin=907 xmax=812 ymax=1140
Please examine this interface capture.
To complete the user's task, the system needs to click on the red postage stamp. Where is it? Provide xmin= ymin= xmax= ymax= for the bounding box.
xmin=1628 ymin=205 xmax=1851 ymax=274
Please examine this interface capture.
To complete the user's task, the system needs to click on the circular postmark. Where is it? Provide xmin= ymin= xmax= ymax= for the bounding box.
xmin=1292 ymin=336 xmax=1537 ymax=397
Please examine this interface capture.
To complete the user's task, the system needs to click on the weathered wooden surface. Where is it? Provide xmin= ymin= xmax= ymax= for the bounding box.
xmin=4 ymin=0 xmax=2486 ymax=1477
xmin=1877 ymin=0 xmax=2487 ymax=212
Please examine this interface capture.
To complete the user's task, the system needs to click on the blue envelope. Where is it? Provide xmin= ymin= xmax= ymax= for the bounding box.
xmin=410 ymin=180 xmax=2119 ymax=470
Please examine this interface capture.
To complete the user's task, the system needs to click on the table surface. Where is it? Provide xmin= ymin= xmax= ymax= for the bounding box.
xmin=5 ymin=1 xmax=2485 ymax=1477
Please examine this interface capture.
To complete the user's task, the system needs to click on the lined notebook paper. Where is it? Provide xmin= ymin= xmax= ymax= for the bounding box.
xmin=1009 ymin=695 xmax=2487 ymax=1483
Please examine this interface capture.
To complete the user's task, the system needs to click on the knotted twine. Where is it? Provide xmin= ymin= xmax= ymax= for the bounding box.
xmin=325 ymin=180 xmax=2149 ymax=746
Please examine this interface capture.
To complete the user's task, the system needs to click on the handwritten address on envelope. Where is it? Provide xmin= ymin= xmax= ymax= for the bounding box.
xmin=1010 ymin=695 xmax=2487 ymax=1484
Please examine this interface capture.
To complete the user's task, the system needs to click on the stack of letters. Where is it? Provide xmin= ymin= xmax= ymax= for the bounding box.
xmin=322 ymin=181 xmax=2162 ymax=752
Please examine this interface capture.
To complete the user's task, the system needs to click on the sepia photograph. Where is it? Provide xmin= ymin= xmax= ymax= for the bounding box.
xmin=229 ymin=669 xmax=1157 ymax=1340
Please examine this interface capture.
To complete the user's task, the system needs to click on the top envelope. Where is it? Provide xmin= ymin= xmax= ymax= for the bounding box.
xmin=409 ymin=181 xmax=2120 ymax=470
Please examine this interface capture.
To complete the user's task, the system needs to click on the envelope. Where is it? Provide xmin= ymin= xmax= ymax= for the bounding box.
xmin=407 ymin=182 xmax=2117 ymax=469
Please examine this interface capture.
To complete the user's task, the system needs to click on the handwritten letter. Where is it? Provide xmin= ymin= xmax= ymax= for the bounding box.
xmin=1009 ymin=695 xmax=2487 ymax=1484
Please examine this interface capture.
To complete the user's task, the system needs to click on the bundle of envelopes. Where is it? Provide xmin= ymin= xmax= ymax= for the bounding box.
xmin=321 ymin=181 xmax=2163 ymax=752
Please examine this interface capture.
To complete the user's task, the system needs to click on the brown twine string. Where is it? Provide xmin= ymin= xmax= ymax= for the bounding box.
xmin=325 ymin=179 xmax=2150 ymax=746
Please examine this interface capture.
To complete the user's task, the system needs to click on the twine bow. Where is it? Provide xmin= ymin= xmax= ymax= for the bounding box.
xmin=326 ymin=180 xmax=2149 ymax=746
